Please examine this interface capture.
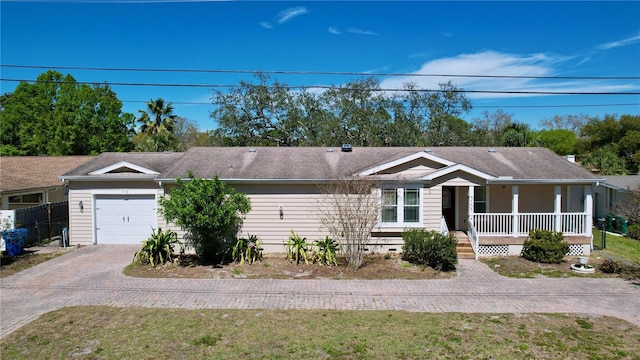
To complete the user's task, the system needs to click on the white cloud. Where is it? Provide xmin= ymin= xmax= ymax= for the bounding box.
xmin=347 ymin=28 xmax=377 ymax=36
xmin=277 ymin=6 xmax=308 ymax=24
xmin=328 ymin=26 xmax=341 ymax=35
xmin=597 ymin=34 xmax=640 ymax=50
xmin=260 ymin=21 xmax=273 ymax=29
xmin=380 ymin=50 xmax=636 ymax=100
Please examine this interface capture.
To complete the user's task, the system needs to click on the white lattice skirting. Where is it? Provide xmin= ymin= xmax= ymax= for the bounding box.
xmin=477 ymin=244 xmax=585 ymax=257
xmin=477 ymin=245 xmax=509 ymax=257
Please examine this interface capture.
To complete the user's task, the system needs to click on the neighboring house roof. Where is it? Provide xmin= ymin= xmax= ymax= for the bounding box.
xmin=0 ymin=156 xmax=94 ymax=194
xmin=61 ymin=147 xmax=600 ymax=184
xmin=602 ymin=175 xmax=640 ymax=192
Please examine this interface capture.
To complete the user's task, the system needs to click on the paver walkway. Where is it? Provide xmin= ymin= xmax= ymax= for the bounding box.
xmin=1 ymin=245 xmax=639 ymax=339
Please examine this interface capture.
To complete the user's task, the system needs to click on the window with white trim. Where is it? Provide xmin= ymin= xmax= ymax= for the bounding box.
xmin=474 ymin=186 xmax=487 ymax=213
xmin=380 ymin=186 xmax=422 ymax=226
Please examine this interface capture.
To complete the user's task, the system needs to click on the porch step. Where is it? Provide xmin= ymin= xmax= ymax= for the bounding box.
xmin=452 ymin=231 xmax=475 ymax=259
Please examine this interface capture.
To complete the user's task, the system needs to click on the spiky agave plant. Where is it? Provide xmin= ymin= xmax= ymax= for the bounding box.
xmin=286 ymin=230 xmax=310 ymax=265
xmin=232 ymin=234 xmax=263 ymax=265
xmin=134 ymin=228 xmax=181 ymax=267
xmin=314 ymin=236 xmax=340 ymax=266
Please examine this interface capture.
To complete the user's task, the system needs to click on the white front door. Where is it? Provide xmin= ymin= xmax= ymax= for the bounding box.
xmin=95 ymin=195 xmax=157 ymax=244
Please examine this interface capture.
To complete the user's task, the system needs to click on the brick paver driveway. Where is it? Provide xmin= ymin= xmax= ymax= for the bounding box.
xmin=1 ymin=245 xmax=639 ymax=338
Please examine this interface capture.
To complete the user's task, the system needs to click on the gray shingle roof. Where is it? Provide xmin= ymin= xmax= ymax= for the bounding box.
xmin=602 ymin=175 xmax=640 ymax=191
xmin=62 ymin=147 xmax=599 ymax=182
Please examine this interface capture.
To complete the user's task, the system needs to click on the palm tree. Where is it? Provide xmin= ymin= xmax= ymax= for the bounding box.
xmin=137 ymin=98 xmax=177 ymax=136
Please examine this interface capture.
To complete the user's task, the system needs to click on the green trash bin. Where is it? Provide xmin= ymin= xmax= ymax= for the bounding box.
xmin=606 ymin=214 xmax=614 ymax=232
xmin=615 ymin=215 xmax=628 ymax=235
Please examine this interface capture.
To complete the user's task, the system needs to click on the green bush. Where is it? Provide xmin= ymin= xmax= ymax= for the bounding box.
xmin=159 ymin=172 xmax=251 ymax=264
xmin=134 ymin=228 xmax=181 ymax=267
xmin=402 ymin=228 xmax=458 ymax=271
xmin=521 ymin=229 xmax=569 ymax=264
xmin=626 ymin=224 xmax=640 ymax=240
xmin=314 ymin=236 xmax=340 ymax=266
xmin=232 ymin=234 xmax=263 ymax=265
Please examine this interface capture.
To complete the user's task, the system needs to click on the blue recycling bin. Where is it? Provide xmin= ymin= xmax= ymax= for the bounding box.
xmin=2 ymin=228 xmax=27 ymax=256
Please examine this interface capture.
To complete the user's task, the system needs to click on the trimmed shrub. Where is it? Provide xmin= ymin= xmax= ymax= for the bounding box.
xmin=626 ymin=224 xmax=640 ymax=240
xmin=521 ymin=229 xmax=569 ymax=264
xmin=402 ymin=228 xmax=458 ymax=271
xmin=600 ymin=258 xmax=621 ymax=274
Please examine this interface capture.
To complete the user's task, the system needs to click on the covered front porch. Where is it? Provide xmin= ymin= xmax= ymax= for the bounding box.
xmin=443 ymin=184 xmax=594 ymax=259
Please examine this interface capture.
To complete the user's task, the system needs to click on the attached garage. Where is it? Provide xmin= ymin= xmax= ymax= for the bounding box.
xmin=95 ymin=194 xmax=157 ymax=244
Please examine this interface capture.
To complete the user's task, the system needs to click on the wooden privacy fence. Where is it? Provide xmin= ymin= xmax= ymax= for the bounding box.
xmin=14 ymin=201 xmax=68 ymax=247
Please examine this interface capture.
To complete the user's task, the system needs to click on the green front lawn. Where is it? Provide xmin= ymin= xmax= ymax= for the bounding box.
xmin=1 ymin=307 xmax=638 ymax=359
xmin=592 ymin=229 xmax=640 ymax=265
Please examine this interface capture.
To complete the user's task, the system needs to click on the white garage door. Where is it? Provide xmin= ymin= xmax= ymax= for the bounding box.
xmin=95 ymin=195 xmax=157 ymax=244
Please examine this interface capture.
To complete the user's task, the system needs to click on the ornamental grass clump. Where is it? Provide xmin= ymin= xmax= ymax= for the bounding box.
xmin=521 ymin=229 xmax=569 ymax=264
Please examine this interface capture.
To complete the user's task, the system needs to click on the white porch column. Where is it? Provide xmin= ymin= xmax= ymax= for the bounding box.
xmin=554 ymin=186 xmax=562 ymax=232
xmin=512 ymin=185 xmax=519 ymax=237
xmin=468 ymin=186 xmax=474 ymax=223
xmin=585 ymin=185 xmax=593 ymax=237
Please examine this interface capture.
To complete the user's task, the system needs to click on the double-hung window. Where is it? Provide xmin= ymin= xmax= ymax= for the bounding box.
xmin=474 ymin=186 xmax=487 ymax=213
xmin=381 ymin=186 xmax=422 ymax=226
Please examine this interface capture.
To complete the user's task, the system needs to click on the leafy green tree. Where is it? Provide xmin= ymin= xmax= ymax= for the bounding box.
xmin=159 ymin=172 xmax=251 ymax=263
xmin=212 ymin=73 xmax=301 ymax=146
xmin=576 ymin=114 xmax=640 ymax=174
xmin=537 ymin=129 xmax=576 ymax=155
xmin=0 ymin=70 xmax=134 ymax=155
xmin=539 ymin=114 xmax=588 ymax=135
xmin=172 ymin=117 xmax=215 ymax=151
xmin=471 ymin=110 xmax=514 ymax=146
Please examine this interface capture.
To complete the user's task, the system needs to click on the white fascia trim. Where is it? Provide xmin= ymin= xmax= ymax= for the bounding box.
xmin=420 ymin=163 xmax=495 ymax=181
xmin=155 ymin=178 xmax=335 ymax=185
xmin=61 ymin=175 xmax=158 ymax=182
xmin=90 ymin=189 xmax=158 ymax=196
xmin=88 ymin=161 xmax=160 ymax=175
xmin=358 ymin=151 xmax=455 ymax=176
xmin=488 ymin=179 xmax=602 ymax=185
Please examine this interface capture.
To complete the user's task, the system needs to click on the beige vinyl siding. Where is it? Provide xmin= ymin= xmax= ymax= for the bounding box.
xmin=423 ymin=185 xmax=442 ymax=230
xmin=378 ymin=158 xmax=442 ymax=175
xmin=234 ymin=184 xmax=326 ymax=252
xmin=519 ymin=185 xmax=555 ymax=213
xmin=487 ymin=185 xmax=511 ymax=213
xmin=67 ymin=190 xmax=94 ymax=245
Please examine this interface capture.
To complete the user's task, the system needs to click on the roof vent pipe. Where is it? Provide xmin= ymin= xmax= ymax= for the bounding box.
xmin=341 ymin=144 xmax=353 ymax=152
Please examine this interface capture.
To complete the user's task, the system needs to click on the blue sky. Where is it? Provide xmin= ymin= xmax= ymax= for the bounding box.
xmin=1 ymin=1 xmax=639 ymax=131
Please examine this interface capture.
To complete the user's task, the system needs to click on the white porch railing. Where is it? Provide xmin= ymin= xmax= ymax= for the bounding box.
xmin=440 ymin=216 xmax=449 ymax=235
xmin=473 ymin=213 xmax=589 ymax=237
xmin=467 ymin=217 xmax=479 ymax=260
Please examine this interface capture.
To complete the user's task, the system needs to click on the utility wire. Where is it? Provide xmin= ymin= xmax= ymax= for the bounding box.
xmin=2 ymin=78 xmax=639 ymax=95
xmin=2 ymin=64 xmax=639 ymax=80
xmin=120 ymin=100 xmax=640 ymax=109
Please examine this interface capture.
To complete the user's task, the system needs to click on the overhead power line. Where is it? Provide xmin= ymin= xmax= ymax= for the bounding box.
xmin=2 ymin=64 xmax=639 ymax=80
xmin=121 ymin=100 xmax=640 ymax=109
xmin=2 ymin=78 xmax=639 ymax=95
